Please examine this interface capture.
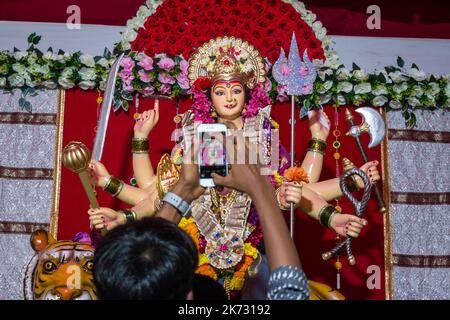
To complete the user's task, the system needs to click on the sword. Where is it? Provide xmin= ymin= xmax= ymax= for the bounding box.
xmin=92 ymin=53 xmax=124 ymax=161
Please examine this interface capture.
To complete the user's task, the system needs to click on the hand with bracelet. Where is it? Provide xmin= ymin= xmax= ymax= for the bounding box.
xmin=88 ymin=207 xmax=129 ymax=231
xmin=300 ymin=110 xmax=330 ymax=183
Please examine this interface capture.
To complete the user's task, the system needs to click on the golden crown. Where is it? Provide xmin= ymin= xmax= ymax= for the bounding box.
xmin=188 ymin=36 xmax=266 ymax=89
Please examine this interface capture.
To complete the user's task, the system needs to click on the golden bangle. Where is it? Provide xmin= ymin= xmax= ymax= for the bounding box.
xmin=307 ymin=138 xmax=326 ymax=155
xmin=132 ymin=138 xmax=149 ymax=154
xmin=275 ymin=187 xmax=285 ymax=210
xmin=103 ymin=176 xmax=124 ymax=197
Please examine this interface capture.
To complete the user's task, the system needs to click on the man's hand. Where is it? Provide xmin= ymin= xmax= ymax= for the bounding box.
xmin=211 ymin=131 xmax=271 ymax=197
xmin=173 ymin=142 xmax=205 ymax=203
xmin=134 ymin=99 xmax=159 ymax=139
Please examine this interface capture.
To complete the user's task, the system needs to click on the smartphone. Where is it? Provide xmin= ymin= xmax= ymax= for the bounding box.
xmin=197 ymin=123 xmax=228 ymax=187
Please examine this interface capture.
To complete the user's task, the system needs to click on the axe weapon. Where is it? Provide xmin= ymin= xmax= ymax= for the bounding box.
xmin=345 ymin=108 xmax=386 ymax=213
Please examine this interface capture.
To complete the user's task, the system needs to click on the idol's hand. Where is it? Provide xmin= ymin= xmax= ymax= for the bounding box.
xmin=88 ymin=207 xmax=125 ymax=231
xmin=356 ymin=160 xmax=380 ymax=189
xmin=308 ymin=109 xmax=330 ymax=141
xmin=278 ymin=181 xmax=302 ymax=209
xmin=88 ymin=160 xmax=110 ymax=188
xmin=134 ymin=99 xmax=159 ymax=138
xmin=329 ymin=214 xmax=367 ymax=238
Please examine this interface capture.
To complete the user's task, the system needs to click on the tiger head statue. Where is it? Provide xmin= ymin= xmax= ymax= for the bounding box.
xmin=23 ymin=229 xmax=97 ymax=300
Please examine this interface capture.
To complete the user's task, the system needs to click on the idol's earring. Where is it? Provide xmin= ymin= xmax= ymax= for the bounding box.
xmin=242 ymin=104 xmax=247 ymax=113
xmin=211 ymin=105 xmax=217 ymax=118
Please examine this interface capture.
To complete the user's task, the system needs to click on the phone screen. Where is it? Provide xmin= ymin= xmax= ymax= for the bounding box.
xmin=199 ymin=131 xmax=227 ymax=179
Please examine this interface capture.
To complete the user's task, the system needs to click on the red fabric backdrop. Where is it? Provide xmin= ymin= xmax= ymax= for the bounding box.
xmin=58 ymin=88 xmax=384 ymax=299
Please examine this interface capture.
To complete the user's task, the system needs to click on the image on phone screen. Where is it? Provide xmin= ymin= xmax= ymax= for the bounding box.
xmin=199 ymin=131 xmax=227 ymax=179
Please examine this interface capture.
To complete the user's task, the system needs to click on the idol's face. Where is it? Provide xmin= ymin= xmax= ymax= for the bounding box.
xmin=211 ymin=80 xmax=246 ymax=121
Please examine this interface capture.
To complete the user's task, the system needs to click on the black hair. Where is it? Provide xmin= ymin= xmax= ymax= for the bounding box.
xmin=93 ymin=217 xmax=198 ymax=300
xmin=192 ymin=274 xmax=227 ymax=300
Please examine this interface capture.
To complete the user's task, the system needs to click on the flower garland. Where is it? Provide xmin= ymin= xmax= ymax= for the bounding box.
xmin=178 ymin=209 xmax=263 ymax=293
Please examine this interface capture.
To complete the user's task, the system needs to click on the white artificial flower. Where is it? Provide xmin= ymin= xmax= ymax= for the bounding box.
xmin=393 ymin=82 xmax=408 ymax=94
xmin=12 ymin=63 xmax=27 ymax=75
xmin=121 ymin=41 xmax=131 ymax=51
xmin=63 ymin=53 xmax=72 ymax=61
xmin=58 ymin=67 xmax=76 ymax=89
xmin=353 ymin=69 xmax=368 ymax=81
xmin=36 ymin=64 xmax=49 ymax=75
xmin=408 ymin=68 xmax=427 ymax=81
xmin=428 ymin=82 xmax=440 ymax=96
xmin=337 ymin=94 xmax=346 ymax=105
xmin=304 ymin=11 xmax=317 ymax=25
xmin=79 ymin=80 xmax=96 ymax=90
xmin=354 ymin=82 xmax=372 ymax=94
xmin=336 ymin=68 xmax=350 ymax=81
xmin=389 ymin=100 xmax=402 ymax=109
xmin=126 ymin=17 xmax=139 ymax=29
xmin=352 ymin=95 xmax=364 ymax=106
xmin=312 ymin=21 xmax=327 ymax=40
xmin=412 ymin=85 xmax=423 ymax=97
xmin=372 ymin=95 xmax=388 ymax=107
xmin=28 ymin=64 xmax=42 ymax=75
xmin=155 ymin=53 xmax=168 ymax=59
xmin=388 ymin=71 xmax=408 ymax=83
xmin=317 ymin=80 xmax=333 ymax=94
xmin=377 ymin=70 xmax=392 ymax=84
xmin=137 ymin=5 xmax=151 ymax=20
xmin=445 ymin=82 xmax=450 ymax=98
xmin=317 ymin=68 xmax=332 ymax=81
xmin=97 ymin=58 xmax=112 ymax=68
xmin=43 ymin=51 xmax=58 ymax=61
xmin=424 ymin=96 xmax=436 ymax=107
xmin=0 ymin=77 xmax=6 ymax=86
xmin=79 ymin=67 xmax=96 ymax=81
xmin=27 ymin=52 xmax=38 ymax=65
xmin=56 ymin=54 xmax=66 ymax=63
xmin=80 ymin=54 xmax=95 ymax=67
xmin=324 ymin=53 xmax=341 ymax=70
xmin=8 ymin=73 xmax=25 ymax=87
xmin=337 ymin=81 xmax=353 ymax=93
xmin=24 ymin=73 xmax=37 ymax=87
xmin=373 ymin=85 xmax=388 ymax=96
xmin=318 ymin=93 xmax=332 ymax=104
xmin=123 ymin=29 xmax=137 ymax=42
xmin=42 ymin=80 xmax=57 ymax=89
xmin=13 ymin=51 xmax=28 ymax=60
xmin=407 ymin=97 xmax=421 ymax=107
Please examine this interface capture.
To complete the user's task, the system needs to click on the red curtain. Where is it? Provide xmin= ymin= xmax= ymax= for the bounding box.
xmin=58 ymin=88 xmax=384 ymax=299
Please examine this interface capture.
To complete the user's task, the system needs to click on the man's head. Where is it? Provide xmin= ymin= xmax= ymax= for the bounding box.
xmin=93 ymin=217 xmax=198 ymax=299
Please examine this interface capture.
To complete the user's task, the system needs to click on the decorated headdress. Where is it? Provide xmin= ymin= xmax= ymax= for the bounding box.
xmin=188 ymin=36 xmax=266 ymax=89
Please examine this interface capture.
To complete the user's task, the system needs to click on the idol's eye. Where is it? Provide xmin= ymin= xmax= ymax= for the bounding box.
xmin=232 ymin=89 xmax=242 ymax=94
xmin=83 ymin=260 xmax=94 ymax=272
xmin=214 ymin=91 xmax=225 ymax=96
xmin=43 ymin=260 xmax=58 ymax=273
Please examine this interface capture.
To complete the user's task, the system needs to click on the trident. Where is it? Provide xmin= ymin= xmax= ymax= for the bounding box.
xmin=272 ymin=32 xmax=318 ymax=237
